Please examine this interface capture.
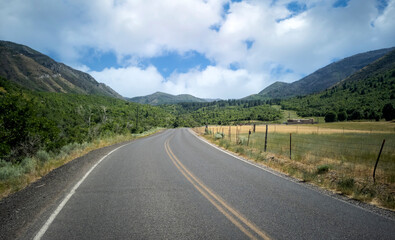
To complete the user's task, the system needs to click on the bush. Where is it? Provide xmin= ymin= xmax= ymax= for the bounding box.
xmin=235 ymin=146 xmax=245 ymax=154
xmin=316 ymin=165 xmax=329 ymax=174
xmin=349 ymin=110 xmax=363 ymax=120
xmin=237 ymin=137 xmax=247 ymax=145
xmin=338 ymin=178 xmax=355 ymax=189
xmin=21 ymin=157 xmax=36 ymax=173
xmin=36 ymin=150 xmax=50 ymax=163
xmin=382 ymin=103 xmax=395 ymax=121
xmin=0 ymin=160 xmax=23 ymax=180
xmin=325 ymin=111 xmax=337 ymax=122
xmin=215 ymin=133 xmax=224 ymax=139
xmin=337 ymin=111 xmax=347 ymax=122
xmin=60 ymin=143 xmax=80 ymax=155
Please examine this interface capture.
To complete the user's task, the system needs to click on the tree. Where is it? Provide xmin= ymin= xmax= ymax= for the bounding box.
xmin=337 ymin=111 xmax=348 ymax=121
xmin=325 ymin=111 xmax=337 ymax=122
xmin=350 ymin=110 xmax=363 ymax=120
xmin=382 ymin=103 xmax=395 ymax=121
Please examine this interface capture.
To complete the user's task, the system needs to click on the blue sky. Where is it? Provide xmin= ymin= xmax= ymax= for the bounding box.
xmin=1 ymin=0 xmax=394 ymax=99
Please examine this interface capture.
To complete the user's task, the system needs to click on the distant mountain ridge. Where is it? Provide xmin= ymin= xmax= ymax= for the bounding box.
xmin=0 ymin=40 xmax=122 ymax=98
xmin=247 ymin=47 xmax=395 ymax=100
xmin=128 ymin=92 xmax=209 ymax=105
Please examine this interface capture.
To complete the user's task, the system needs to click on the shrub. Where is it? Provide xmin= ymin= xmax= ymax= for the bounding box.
xmin=382 ymin=103 xmax=395 ymax=121
xmin=237 ymin=137 xmax=247 ymax=145
xmin=349 ymin=110 xmax=363 ymax=120
xmin=36 ymin=150 xmax=50 ymax=163
xmin=337 ymin=111 xmax=347 ymax=121
xmin=215 ymin=133 xmax=224 ymax=139
xmin=60 ymin=143 xmax=80 ymax=155
xmin=316 ymin=165 xmax=329 ymax=174
xmin=21 ymin=157 xmax=36 ymax=173
xmin=0 ymin=160 xmax=23 ymax=180
xmin=235 ymin=146 xmax=245 ymax=154
xmin=338 ymin=178 xmax=355 ymax=189
xmin=325 ymin=111 xmax=337 ymax=122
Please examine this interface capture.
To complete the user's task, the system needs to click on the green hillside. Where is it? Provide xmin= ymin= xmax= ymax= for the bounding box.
xmin=281 ymin=49 xmax=395 ymax=121
xmin=128 ymin=91 xmax=208 ymax=105
xmin=255 ymin=47 xmax=394 ymax=99
xmin=0 ymin=77 xmax=174 ymax=162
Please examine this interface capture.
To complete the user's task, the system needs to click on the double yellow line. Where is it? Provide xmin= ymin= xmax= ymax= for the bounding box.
xmin=164 ymin=139 xmax=271 ymax=240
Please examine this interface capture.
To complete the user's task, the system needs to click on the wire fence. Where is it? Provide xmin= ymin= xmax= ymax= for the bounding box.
xmin=195 ymin=124 xmax=395 ymax=183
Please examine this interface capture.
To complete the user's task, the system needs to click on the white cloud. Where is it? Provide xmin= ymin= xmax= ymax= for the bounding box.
xmin=1 ymin=0 xmax=394 ymax=98
xmin=90 ymin=65 xmax=265 ymax=99
xmin=164 ymin=66 xmax=266 ymax=99
xmin=90 ymin=66 xmax=164 ymax=97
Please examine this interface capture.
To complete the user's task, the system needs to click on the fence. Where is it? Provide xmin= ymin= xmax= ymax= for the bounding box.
xmin=195 ymin=124 xmax=395 ymax=184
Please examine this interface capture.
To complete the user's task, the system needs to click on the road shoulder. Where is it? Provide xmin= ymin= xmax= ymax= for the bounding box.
xmin=188 ymin=129 xmax=395 ymax=221
xmin=0 ymin=141 xmax=132 ymax=240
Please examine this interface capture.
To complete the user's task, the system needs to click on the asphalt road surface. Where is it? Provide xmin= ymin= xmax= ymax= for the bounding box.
xmin=29 ymin=129 xmax=395 ymax=239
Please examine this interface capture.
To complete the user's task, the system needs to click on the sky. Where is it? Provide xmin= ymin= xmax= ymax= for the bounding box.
xmin=0 ymin=0 xmax=394 ymax=99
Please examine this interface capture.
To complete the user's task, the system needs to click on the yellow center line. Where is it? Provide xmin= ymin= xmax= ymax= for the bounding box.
xmin=164 ymin=138 xmax=271 ymax=240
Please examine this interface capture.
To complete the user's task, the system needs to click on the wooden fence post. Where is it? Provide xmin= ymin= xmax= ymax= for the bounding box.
xmin=290 ymin=133 xmax=292 ymax=160
xmin=373 ymin=139 xmax=385 ymax=183
xmin=264 ymin=124 xmax=268 ymax=152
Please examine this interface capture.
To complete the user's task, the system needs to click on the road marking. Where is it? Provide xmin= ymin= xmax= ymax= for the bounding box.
xmin=33 ymin=143 xmax=130 ymax=240
xmin=188 ymin=129 xmax=287 ymax=179
xmin=187 ymin=129 xmax=392 ymax=221
xmin=165 ymin=139 xmax=271 ymax=240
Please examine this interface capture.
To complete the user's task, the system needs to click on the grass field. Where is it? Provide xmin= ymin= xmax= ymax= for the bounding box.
xmin=195 ymin=122 xmax=395 ymax=210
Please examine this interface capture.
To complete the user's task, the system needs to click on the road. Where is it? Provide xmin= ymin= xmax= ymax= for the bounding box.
xmin=30 ymin=128 xmax=394 ymax=239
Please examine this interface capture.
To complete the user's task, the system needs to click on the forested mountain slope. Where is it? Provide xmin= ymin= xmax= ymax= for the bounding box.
xmin=128 ymin=91 xmax=208 ymax=105
xmin=254 ymin=47 xmax=394 ymax=99
xmin=0 ymin=77 xmax=173 ymax=162
xmin=281 ymin=49 xmax=395 ymax=120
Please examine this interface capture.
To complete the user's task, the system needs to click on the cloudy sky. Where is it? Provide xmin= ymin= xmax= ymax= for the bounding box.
xmin=1 ymin=0 xmax=394 ymax=99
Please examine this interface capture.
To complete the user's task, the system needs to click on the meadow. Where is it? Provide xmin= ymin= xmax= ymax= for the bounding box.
xmin=195 ymin=122 xmax=395 ymax=210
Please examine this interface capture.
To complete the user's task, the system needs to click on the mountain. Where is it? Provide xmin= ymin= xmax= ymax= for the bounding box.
xmin=251 ymin=47 xmax=395 ymax=99
xmin=0 ymin=40 xmax=122 ymax=98
xmin=128 ymin=92 xmax=208 ymax=105
xmin=281 ymin=49 xmax=395 ymax=120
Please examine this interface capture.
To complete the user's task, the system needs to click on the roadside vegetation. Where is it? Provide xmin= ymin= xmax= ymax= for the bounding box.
xmin=0 ymin=128 xmax=163 ymax=199
xmin=195 ymin=123 xmax=395 ymax=210
xmin=0 ymin=77 xmax=172 ymax=198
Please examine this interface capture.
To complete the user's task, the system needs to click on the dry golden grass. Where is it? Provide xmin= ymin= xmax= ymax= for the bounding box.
xmin=201 ymin=122 xmax=394 ymax=137
xmin=194 ymin=124 xmax=395 ymax=210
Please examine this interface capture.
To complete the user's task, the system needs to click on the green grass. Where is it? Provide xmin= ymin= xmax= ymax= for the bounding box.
xmin=316 ymin=121 xmax=395 ymax=132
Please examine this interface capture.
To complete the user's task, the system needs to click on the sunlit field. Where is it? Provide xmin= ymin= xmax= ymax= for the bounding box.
xmin=194 ymin=122 xmax=395 ymax=209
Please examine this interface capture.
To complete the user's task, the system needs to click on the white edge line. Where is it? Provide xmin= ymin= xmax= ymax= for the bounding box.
xmin=187 ymin=129 xmax=394 ymax=219
xmin=33 ymin=143 xmax=130 ymax=240
xmin=187 ymin=129 xmax=286 ymax=179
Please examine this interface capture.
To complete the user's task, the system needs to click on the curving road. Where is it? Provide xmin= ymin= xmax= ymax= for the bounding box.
xmin=30 ymin=128 xmax=394 ymax=239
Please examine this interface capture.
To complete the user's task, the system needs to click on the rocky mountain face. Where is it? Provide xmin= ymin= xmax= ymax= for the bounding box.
xmin=0 ymin=41 xmax=122 ymax=98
